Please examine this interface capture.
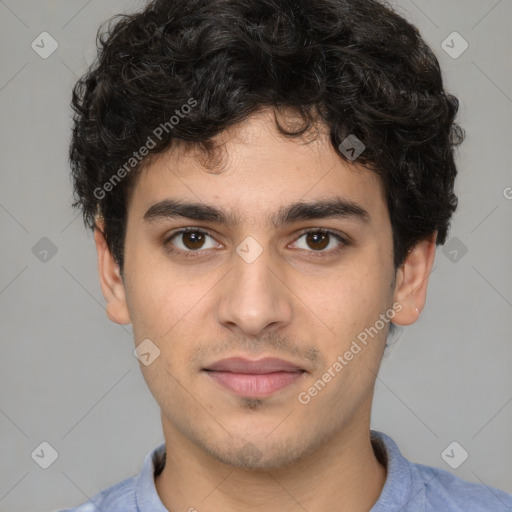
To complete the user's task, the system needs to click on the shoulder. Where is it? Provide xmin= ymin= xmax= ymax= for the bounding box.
xmin=370 ymin=430 xmax=512 ymax=512
xmin=56 ymin=475 xmax=138 ymax=512
xmin=411 ymin=461 xmax=512 ymax=511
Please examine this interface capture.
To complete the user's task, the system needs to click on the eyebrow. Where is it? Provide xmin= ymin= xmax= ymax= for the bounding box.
xmin=143 ymin=197 xmax=371 ymax=228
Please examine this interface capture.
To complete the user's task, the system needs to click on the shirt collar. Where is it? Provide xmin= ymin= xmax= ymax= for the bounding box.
xmin=369 ymin=429 xmax=414 ymax=511
xmin=135 ymin=442 xmax=168 ymax=511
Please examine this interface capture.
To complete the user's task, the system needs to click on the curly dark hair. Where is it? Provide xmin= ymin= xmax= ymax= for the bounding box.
xmin=69 ymin=0 xmax=464 ymax=276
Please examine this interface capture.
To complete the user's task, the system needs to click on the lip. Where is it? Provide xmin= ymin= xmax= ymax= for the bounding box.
xmin=204 ymin=357 xmax=305 ymax=373
xmin=203 ymin=357 xmax=306 ymax=398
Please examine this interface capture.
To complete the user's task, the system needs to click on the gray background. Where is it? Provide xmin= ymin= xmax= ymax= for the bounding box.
xmin=0 ymin=0 xmax=511 ymax=510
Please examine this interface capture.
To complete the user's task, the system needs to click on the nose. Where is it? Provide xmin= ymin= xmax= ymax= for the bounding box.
xmin=216 ymin=241 xmax=293 ymax=337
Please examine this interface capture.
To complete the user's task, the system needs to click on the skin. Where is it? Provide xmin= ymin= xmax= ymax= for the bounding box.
xmin=94 ymin=107 xmax=436 ymax=512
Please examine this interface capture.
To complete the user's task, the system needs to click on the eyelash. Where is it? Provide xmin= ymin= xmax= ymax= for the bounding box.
xmin=163 ymin=227 xmax=349 ymax=259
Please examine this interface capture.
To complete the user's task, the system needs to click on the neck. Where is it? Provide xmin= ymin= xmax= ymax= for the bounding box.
xmin=155 ymin=416 xmax=387 ymax=512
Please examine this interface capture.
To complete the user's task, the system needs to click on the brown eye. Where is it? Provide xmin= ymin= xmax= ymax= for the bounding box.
xmin=291 ymin=229 xmax=348 ymax=255
xmin=305 ymin=232 xmax=330 ymax=251
xmin=164 ymin=228 xmax=218 ymax=257
xmin=180 ymin=231 xmax=206 ymax=250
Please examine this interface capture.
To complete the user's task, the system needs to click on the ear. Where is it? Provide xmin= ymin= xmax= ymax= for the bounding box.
xmin=93 ymin=219 xmax=131 ymax=325
xmin=391 ymin=231 xmax=437 ymax=326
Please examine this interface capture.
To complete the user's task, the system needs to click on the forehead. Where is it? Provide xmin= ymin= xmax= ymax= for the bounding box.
xmin=127 ymin=109 xmax=388 ymax=228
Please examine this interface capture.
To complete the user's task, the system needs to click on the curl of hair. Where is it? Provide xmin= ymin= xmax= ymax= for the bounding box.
xmin=69 ymin=0 xmax=464 ymax=273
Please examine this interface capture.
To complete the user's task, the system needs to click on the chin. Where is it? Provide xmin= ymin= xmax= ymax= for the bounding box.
xmin=201 ymin=435 xmax=309 ymax=470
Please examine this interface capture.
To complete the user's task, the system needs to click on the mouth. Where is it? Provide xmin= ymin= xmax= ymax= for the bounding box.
xmin=202 ymin=357 xmax=307 ymax=398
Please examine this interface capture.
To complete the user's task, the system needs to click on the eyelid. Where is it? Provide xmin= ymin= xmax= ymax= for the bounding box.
xmin=288 ymin=228 xmax=349 ymax=255
xmin=164 ymin=227 xmax=221 ymax=255
xmin=293 ymin=227 xmax=349 ymax=243
xmin=163 ymin=227 xmax=349 ymax=257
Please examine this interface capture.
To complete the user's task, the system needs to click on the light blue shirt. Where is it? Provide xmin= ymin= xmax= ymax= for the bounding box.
xmin=58 ymin=430 xmax=512 ymax=511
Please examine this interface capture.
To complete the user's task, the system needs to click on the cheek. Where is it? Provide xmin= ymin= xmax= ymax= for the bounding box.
xmin=124 ymin=249 xmax=199 ymax=339
xmin=305 ymin=265 xmax=391 ymax=371
xmin=308 ymin=266 xmax=381 ymax=327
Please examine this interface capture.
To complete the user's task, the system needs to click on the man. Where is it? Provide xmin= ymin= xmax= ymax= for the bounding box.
xmin=61 ymin=0 xmax=512 ymax=510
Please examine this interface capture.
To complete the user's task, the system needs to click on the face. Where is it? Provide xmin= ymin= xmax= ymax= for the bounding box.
xmin=97 ymin=108 xmax=434 ymax=469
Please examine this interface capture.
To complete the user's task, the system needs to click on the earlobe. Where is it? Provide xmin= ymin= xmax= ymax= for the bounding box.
xmin=392 ymin=231 xmax=437 ymax=326
xmin=94 ymin=221 xmax=131 ymax=325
